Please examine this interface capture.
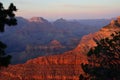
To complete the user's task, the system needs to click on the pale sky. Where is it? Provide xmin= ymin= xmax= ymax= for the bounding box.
xmin=1 ymin=0 xmax=120 ymax=20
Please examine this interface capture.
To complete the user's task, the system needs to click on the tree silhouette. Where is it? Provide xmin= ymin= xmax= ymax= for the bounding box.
xmin=0 ymin=2 xmax=17 ymax=68
xmin=80 ymin=32 xmax=120 ymax=80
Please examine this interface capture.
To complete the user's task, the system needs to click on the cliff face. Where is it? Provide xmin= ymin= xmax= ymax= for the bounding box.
xmin=75 ymin=17 xmax=120 ymax=55
xmin=0 ymin=17 xmax=120 ymax=80
xmin=0 ymin=51 xmax=87 ymax=80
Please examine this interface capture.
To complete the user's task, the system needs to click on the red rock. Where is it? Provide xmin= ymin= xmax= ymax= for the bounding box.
xmin=117 ymin=16 xmax=120 ymax=24
xmin=0 ymin=18 xmax=120 ymax=80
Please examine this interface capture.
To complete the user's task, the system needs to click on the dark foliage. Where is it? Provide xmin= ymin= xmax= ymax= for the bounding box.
xmin=0 ymin=2 xmax=17 ymax=68
xmin=0 ymin=2 xmax=17 ymax=32
xmin=80 ymin=32 xmax=120 ymax=80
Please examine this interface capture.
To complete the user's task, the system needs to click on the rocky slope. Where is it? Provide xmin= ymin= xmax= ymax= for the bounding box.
xmin=0 ymin=17 xmax=120 ymax=80
xmin=75 ymin=16 xmax=120 ymax=55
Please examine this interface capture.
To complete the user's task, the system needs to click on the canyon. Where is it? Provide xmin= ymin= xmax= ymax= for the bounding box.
xmin=0 ymin=17 xmax=110 ymax=64
xmin=0 ymin=17 xmax=120 ymax=80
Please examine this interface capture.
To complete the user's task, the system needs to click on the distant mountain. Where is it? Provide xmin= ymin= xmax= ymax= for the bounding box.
xmin=0 ymin=17 xmax=111 ymax=64
xmin=54 ymin=18 xmax=67 ymax=23
xmin=0 ymin=17 xmax=119 ymax=79
xmin=29 ymin=17 xmax=49 ymax=23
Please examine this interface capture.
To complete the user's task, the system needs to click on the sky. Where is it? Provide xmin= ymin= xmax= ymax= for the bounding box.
xmin=1 ymin=0 xmax=120 ymax=20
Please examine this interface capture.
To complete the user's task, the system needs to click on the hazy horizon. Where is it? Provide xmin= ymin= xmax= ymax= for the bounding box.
xmin=1 ymin=0 xmax=120 ymax=20
xmin=16 ymin=16 xmax=114 ymax=22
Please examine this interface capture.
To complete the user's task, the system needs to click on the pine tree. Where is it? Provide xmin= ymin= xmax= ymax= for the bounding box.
xmin=80 ymin=32 xmax=120 ymax=80
xmin=0 ymin=2 xmax=17 ymax=68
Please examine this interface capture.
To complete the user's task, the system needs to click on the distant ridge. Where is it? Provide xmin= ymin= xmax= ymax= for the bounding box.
xmin=54 ymin=18 xmax=67 ymax=23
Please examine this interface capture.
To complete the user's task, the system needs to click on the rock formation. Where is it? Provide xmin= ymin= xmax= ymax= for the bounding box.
xmin=108 ymin=16 xmax=120 ymax=28
xmin=117 ymin=16 xmax=120 ymax=24
xmin=0 ymin=17 xmax=120 ymax=80
xmin=29 ymin=17 xmax=49 ymax=23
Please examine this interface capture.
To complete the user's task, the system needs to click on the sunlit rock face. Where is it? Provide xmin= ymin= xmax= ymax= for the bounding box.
xmin=0 ymin=17 xmax=120 ymax=80
xmin=110 ymin=20 xmax=116 ymax=26
xmin=108 ymin=16 xmax=120 ymax=28
xmin=117 ymin=16 xmax=120 ymax=24
xmin=75 ymin=17 xmax=120 ymax=55
xmin=29 ymin=17 xmax=49 ymax=23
